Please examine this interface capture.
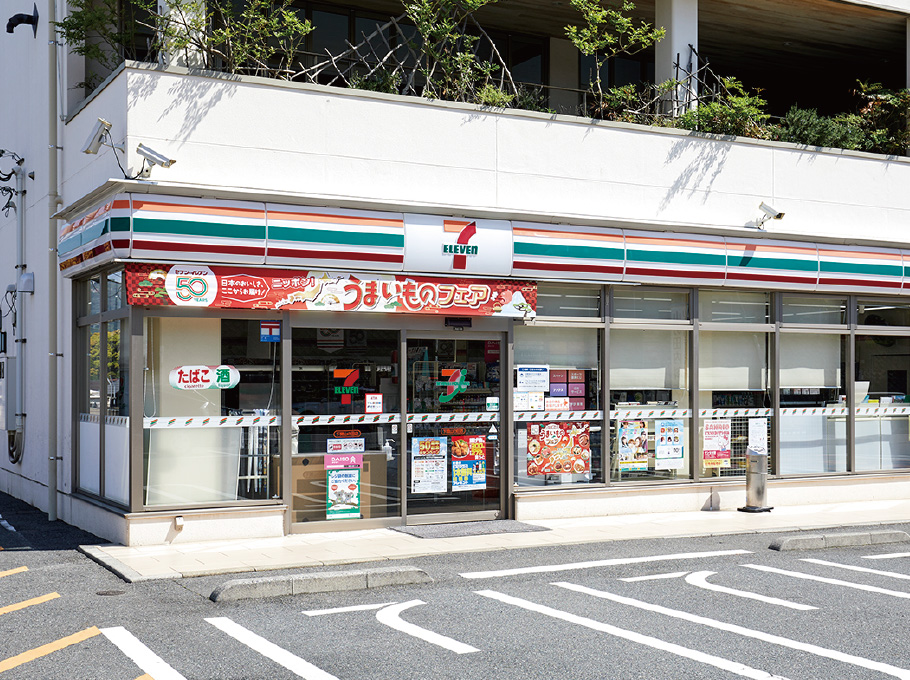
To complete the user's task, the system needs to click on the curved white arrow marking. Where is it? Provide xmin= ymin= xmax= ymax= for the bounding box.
xmin=684 ymin=571 xmax=817 ymax=610
xmin=376 ymin=600 xmax=479 ymax=654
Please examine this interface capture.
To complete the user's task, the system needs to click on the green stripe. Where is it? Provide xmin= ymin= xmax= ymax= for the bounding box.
xmin=268 ymin=226 xmax=403 ymax=249
xmin=626 ymin=248 xmax=725 ymax=267
xmin=514 ymin=241 xmax=623 ymax=261
xmin=110 ymin=216 xmax=130 ymax=232
xmin=134 ymin=217 xmax=265 ymax=240
xmin=728 ymin=255 xmax=817 ymax=272
xmin=820 ymin=260 xmax=902 ymax=277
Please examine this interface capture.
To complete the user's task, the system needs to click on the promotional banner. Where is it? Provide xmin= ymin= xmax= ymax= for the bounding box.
xmin=326 ymin=468 xmax=361 ymax=520
xmin=618 ymin=420 xmax=649 ymax=471
xmin=655 ymin=419 xmax=685 ymax=470
xmin=703 ymin=419 xmax=732 ymax=468
xmin=125 ymin=263 xmax=536 ymax=317
xmin=168 ymin=365 xmax=239 ymax=390
xmin=526 ymin=422 xmax=591 ymax=476
xmin=411 ymin=437 xmax=447 ymax=493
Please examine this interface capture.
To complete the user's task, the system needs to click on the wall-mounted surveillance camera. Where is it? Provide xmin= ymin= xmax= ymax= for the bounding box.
xmin=81 ymin=118 xmax=112 ymax=155
xmin=759 ymin=202 xmax=784 ymax=220
xmin=136 ymin=143 xmax=176 ymax=168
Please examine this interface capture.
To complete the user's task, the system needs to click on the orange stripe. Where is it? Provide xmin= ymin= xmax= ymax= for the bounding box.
xmin=131 ymin=200 xmax=264 ymax=219
xmin=818 ymin=248 xmax=901 ymax=261
xmin=625 ymin=235 xmax=724 ymax=249
xmin=0 ymin=592 xmax=60 ymax=616
xmin=0 ymin=626 xmax=100 ymax=673
xmin=270 ymin=211 xmax=403 ymax=229
xmin=514 ymin=227 xmax=623 ymax=243
xmin=134 ymin=675 xmax=154 ymax=680
xmin=0 ymin=566 xmax=27 ymax=579
xmin=443 ymin=219 xmax=473 ymax=233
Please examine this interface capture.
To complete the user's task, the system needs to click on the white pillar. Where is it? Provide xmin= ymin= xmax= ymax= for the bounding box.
xmin=655 ymin=0 xmax=698 ymax=113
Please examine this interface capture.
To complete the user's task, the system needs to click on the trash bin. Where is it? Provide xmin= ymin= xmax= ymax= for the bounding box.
xmin=738 ymin=450 xmax=773 ymax=513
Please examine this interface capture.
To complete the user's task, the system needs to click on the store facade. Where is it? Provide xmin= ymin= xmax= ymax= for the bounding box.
xmin=62 ymin=193 xmax=910 ymax=543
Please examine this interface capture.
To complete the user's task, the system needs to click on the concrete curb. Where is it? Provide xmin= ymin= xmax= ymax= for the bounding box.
xmin=769 ymin=530 xmax=910 ymax=551
xmin=210 ymin=566 xmax=433 ymax=602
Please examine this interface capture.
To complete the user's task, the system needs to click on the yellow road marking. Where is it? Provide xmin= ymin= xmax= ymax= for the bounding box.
xmin=0 ymin=566 xmax=27 ymax=579
xmin=0 ymin=626 xmax=100 ymax=673
xmin=134 ymin=674 xmax=154 ymax=680
xmin=0 ymin=592 xmax=60 ymax=616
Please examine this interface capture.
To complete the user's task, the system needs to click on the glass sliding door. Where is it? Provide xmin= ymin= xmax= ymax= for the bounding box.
xmin=406 ymin=337 xmax=502 ymax=520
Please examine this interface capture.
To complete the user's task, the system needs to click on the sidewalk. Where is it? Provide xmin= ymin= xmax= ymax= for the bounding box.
xmin=80 ymin=499 xmax=910 ymax=582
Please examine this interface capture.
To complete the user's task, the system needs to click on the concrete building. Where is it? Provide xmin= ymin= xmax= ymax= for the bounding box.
xmin=1 ymin=0 xmax=910 ymax=545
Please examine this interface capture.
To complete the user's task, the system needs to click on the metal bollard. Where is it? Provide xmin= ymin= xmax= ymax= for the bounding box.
xmin=738 ymin=450 xmax=773 ymax=513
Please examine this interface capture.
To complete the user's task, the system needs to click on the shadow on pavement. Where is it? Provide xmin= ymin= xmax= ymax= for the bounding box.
xmin=0 ymin=491 xmax=107 ymax=551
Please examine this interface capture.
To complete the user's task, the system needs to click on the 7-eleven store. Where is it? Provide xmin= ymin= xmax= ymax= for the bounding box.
xmin=60 ymin=193 xmax=910 ymax=545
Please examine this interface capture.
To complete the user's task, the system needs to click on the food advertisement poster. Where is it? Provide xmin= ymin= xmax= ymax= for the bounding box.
xmin=655 ymin=419 xmax=685 ymax=470
xmin=703 ymin=419 xmax=732 ymax=467
xmin=526 ymin=422 xmax=591 ymax=476
xmin=618 ymin=420 xmax=649 ymax=471
xmin=326 ymin=468 xmax=361 ymax=520
xmin=451 ymin=435 xmax=487 ymax=491
xmin=411 ymin=437 xmax=447 ymax=493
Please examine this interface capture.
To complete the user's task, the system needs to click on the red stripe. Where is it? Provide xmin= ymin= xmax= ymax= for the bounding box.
xmin=111 ymin=239 xmax=130 ymax=249
xmin=133 ymin=241 xmax=265 ymax=257
xmin=268 ymin=247 xmax=403 ymax=264
xmin=818 ymin=277 xmax=902 ymax=289
xmin=514 ymin=260 xmax=623 ymax=275
xmin=726 ymin=272 xmax=815 ymax=284
xmin=625 ymin=267 xmax=726 ymax=280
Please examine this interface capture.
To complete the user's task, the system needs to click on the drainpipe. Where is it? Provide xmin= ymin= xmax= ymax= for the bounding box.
xmin=47 ymin=0 xmax=59 ymax=521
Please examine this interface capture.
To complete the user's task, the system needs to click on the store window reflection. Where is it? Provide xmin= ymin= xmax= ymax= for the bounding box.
xmin=855 ymin=334 xmax=910 ymax=471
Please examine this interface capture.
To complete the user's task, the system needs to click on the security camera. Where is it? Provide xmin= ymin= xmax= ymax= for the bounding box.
xmin=759 ymin=202 xmax=784 ymax=220
xmin=136 ymin=143 xmax=176 ymax=168
xmin=81 ymin=118 xmax=112 ymax=155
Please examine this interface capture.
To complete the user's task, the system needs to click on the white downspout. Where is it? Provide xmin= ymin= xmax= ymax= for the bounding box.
xmin=47 ymin=0 xmax=60 ymax=521
xmin=8 ymin=165 xmax=26 ymax=465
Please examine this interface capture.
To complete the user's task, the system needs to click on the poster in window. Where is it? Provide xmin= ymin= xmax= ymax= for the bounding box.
xmin=451 ymin=435 xmax=486 ymax=490
xmin=326 ymin=468 xmax=361 ymax=520
xmin=703 ymin=419 xmax=732 ymax=468
xmin=748 ymin=418 xmax=768 ymax=455
xmin=655 ymin=419 xmax=685 ymax=470
xmin=526 ymin=422 xmax=591 ymax=476
xmin=411 ymin=437 xmax=447 ymax=493
xmin=618 ymin=420 xmax=649 ymax=471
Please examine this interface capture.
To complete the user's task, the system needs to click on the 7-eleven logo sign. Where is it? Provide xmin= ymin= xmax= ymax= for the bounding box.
xmin=333 ymin=369 xmax=360 ymax=404
xmin=436 ymin=368 xmax=469 ymax=403
xmin=442 ymin=220 xmax=478 ymax=270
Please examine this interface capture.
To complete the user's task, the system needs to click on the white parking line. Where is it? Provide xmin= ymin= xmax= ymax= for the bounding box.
xmin=303 ymin=602 xmax=398 ymax=616
xmin=801 ymin=558 xmax=910 ymax=581
xmin=475 ymin=590 xmax=790 ymax=680
xmin=375 ymin=600 xmax=479 ymax=654
xmin=619 ymin=571 xmax=688 ymax=582
xmin=863 ymin=553 xmax=910 ymax=560
xmin=684 ymin=571 xmax=817 ymax=610
xmin=206 ymin=617 xmax=339 ymax=680
xmin=553 ymin=581 xmax=910 ymax=680
xmin=100 ymin=627 xmax=188 ymax=680
xmin=742 ymin=564 xmax=910 ymax=599
xmin=460 ymin=549 xmax=752 ymax=579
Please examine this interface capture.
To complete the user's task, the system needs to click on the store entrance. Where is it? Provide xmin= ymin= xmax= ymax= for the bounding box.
xmin=405 ymin=335 xmax=503 ymax=523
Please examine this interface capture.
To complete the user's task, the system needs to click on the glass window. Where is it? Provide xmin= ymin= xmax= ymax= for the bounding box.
xmin=311 ymin=10 xmax=349 ymax=57
xmin=699 ymin=291 xmax=769 ymax=324
xmin=610 ymin=329 xmax=690 ymax=481
xmin=106 ymin=270 xmax=125 ymax=312
xmin=858 ymin=299 xmax=910 ymax=328
xmin=103 ymin=319 xmax=130 ymax=506
xmin=78 ymin=322 xmax=103 ymax=496
xmin=514 ymin=327 xmax=602 ymax=488
xmin=782 ymin=296 xmax=846 ymax=325
xmin=536 ymin=284 xmax=601 ymax=318
xmin=291 ymin=328 xmax=400 ymax=523
xmin=510 ymin=37 xmax=544 ymax=85
xmin=87 ymin=275 xmax=102 ymax=316
xmin=143 ymin=318 xmax=281 ymax=506
xmin=854 ymin=334 xmax=910 ymax=471
xmin=699 ymin=331 xmax=771 ymax=477
xmin=779 ymin=333 xmax=847 ymax=474
xmin=612 ymin=287 xmax=689 ymax=321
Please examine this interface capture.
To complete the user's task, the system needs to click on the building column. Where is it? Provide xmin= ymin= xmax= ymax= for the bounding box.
xmin=549 ymin=37 xmax=581 ymax=115
xmin=655 ymin=0 xmax=698 ymax=113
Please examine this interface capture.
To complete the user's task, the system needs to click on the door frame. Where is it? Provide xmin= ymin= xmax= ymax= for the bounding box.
xmin=403 ymin=329 xmax=512 ymax=525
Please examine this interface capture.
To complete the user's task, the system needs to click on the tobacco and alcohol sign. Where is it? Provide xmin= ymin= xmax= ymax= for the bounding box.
xmin=168 ymin=365 xmax=240 ymax=390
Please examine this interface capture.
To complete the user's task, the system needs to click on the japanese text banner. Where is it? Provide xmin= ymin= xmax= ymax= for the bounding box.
xmin=125 ymin=263 xmax=536 ymax=317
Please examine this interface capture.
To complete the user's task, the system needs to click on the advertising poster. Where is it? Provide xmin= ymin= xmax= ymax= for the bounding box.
xmin=516 ymin=365 xmax=550 ymax=391
xmin=526 ymin=422 xmax=591 ymax=476
xmin=326 ymin=468 xmax=361 ymax=520
xmin=411 ymin=437 xmax=448 ymax=493
xmin=451 ymin=435 xmax=487 ymax=491
xmin=655 ymin=419 xmax=685 ymax=470
xmin=748 ymin=418 xmax=768 ymax=455
xmin=364 ymin=393 xmax=383 ymax=414
xmin=618 ymin=420 xmax=649 ymax=471
xmin=703 ymin=419 xmax=732 ymax=468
